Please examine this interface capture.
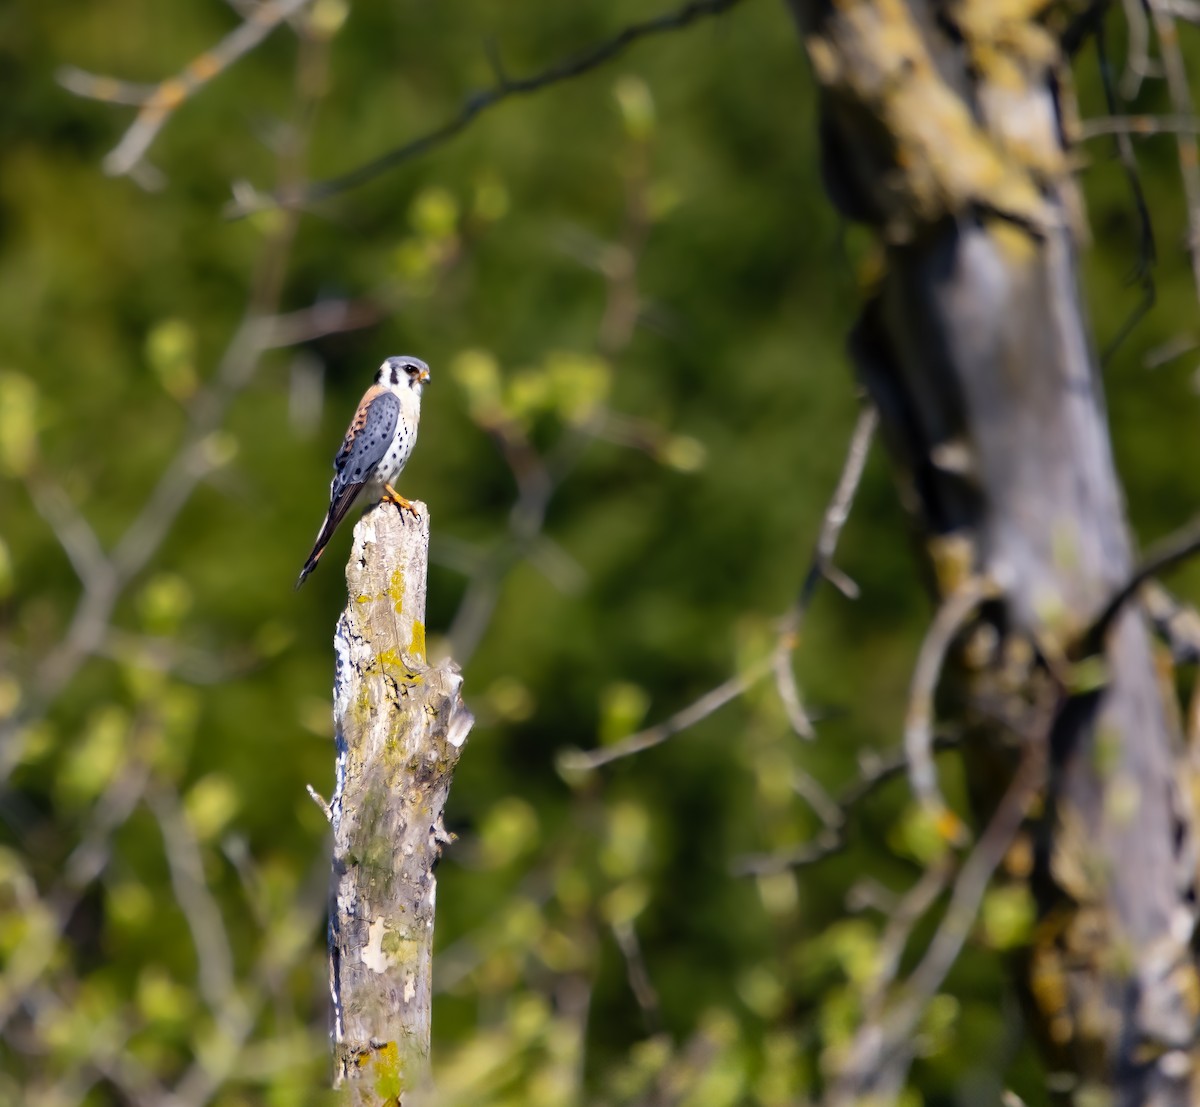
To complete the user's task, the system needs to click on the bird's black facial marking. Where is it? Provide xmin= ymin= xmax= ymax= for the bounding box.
xmin=390 ymin=365 xmax=400 ymax=386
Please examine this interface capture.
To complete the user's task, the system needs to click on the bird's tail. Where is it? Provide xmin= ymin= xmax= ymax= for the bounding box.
xmin=295 ymin=485 xmax=363 ymax=590
xmin=295 ymin=518 xmax=335 ymax=590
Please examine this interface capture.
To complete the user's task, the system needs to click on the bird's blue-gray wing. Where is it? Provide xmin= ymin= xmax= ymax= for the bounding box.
xmin=332 ymin=389 xmax=400 ymax=493
xmin=296 ymin=390 xmax=400 ymax=588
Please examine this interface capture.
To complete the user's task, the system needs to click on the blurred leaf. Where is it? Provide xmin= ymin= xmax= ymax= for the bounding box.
xmin=185 ymin=772 xmax=240 ymax=841
xmin=614 ymin=74 xmax=655 ymax=142
xmin=601 ymin=800 xmax=652 ymax=879
xmin=0 ymin=536 xmax=13 ymax=599
xmin=472 ymin=170 xmax=510 ymax=224
xmin=479 ymin=796 xmax=540 ymax=868
xmin=137 ymin=965 xmax=195 ymax=1026
xmin=453 ymin=348 xmax=504 ymax=424
xmin=58 ymin=705 xmax=129 ymax=808
xmin=916 ymin=993 xmax=960 ymax=1058
xmin=411 ymin=186 xmax=459 ymax=239
xmin=659 ymin=434 xmax=707 ymax=473
xmin=485 ymin=676 xmax=535 ymax=723
xmin=888 ymin=803 xmax=952 ymax=866
xmin=598 ymin=680 xmax=650 ymax=745
xmin=0 ymin=372 xmax=37 ymax=476
xmin=601 ymin=879 xmax=649 ymax=925
xmin=145 ymin=318 xmax=197 ymax=401
xmin=137 ymin=572 xmax=193 ymax=634
xmin=0 ymin=674 xmax=20 ymax=720
xmin=736 ymin=964 xmax=786 ymax=1018
xmin=545 ymin=350 xmax=610 ymax=426
xmin=980 ymin=883 xmax=1035 ymax=951
xmin=308 ymin=0 xmax=349 ymax=37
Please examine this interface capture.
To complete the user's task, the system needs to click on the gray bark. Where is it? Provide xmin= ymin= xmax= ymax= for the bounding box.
xmin=327 ymin=503 xmax=472 ymax=1104
xmin=786 ymin=2 xmax=1200 ymax=1102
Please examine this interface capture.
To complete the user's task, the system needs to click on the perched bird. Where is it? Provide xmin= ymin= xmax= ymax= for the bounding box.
xmin=296 ymin=355 xmax=430 ymax=589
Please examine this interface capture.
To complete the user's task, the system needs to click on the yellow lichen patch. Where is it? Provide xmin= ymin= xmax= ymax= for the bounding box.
xmin=927 ymin=531 xmax=975 ymax=597
xmin=1028 ymin=941 xmax=1073 ymax=1044
xmin=366 ymin=1039 xmax=404 ymax=1102
xmin=374 ymin=649 xmax=423 ymax=685
xmin=989 ymin=216 xmax=1037 ymax=265
xmin=149 ymin=79 xmax=187 ymax=111
xmin=186 ymin=53 xmax=222 ymax=83
xmin=409 ymin=620 xmax=426 ymax=663
xmin=388 ymin=569 xmax=405 ymax=612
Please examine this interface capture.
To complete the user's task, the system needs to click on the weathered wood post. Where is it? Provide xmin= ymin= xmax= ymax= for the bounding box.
xmin=325 ymin=503 xmax=472 ymax=1104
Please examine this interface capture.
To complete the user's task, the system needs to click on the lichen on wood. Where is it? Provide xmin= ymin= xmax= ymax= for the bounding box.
xmin=326 ymin=502 xmax=472 ymax=1104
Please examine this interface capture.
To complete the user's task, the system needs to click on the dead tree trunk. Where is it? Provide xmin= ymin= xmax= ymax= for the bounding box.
xmin=325 ymin=503 xmax=472 ymax=1104
xmin=786 ymin=2 xmax=1200 ymax=1102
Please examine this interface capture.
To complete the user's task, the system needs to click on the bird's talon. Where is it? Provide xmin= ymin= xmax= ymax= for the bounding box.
xmin=382 ymin=484 xmax=420 ymax=521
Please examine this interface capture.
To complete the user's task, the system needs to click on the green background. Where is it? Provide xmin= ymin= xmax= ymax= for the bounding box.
xmin=1 ymin=1 xmax=1198 ymax=1103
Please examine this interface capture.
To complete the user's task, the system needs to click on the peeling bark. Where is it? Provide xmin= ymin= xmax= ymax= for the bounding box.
xmin=786 ymin=2 xmax=1200 ymax=1102
xmin=327 ymin=503 xmax=472 ymax=1104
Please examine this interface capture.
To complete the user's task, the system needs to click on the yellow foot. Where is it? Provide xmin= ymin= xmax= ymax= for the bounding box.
xmin=381 ymin=484 xmax=421 ymax=520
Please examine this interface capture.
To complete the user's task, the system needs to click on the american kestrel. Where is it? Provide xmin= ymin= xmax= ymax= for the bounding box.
xmin=296 ymin=355 xmax=430 ymax=589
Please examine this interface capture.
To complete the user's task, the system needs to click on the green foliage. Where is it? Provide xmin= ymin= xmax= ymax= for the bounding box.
xmin=2 ymin=2 xmax=1200 ymax=1105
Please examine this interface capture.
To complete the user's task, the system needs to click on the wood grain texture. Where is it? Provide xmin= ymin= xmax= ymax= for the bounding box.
xmin=328 ymin=502 xmax=472 ymax=1104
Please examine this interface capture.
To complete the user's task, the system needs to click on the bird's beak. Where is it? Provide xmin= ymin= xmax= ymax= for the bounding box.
xmin=418 ymin=368 xmax=431 ymax=384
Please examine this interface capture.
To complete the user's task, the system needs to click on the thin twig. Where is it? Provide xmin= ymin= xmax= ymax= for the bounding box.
xmin=23 ymin=471 xmax=110 ymax=591
xmin=561 ymin=403 xmax=876 ymax=773
xmin=731 ymin=735 xmax=963 ymax=877
xmin=861 ymin=858 xmax=955 ymax=1026
xmin=60 ymin=0 xmax=315 ymax=178
xmin=1079 ymin=113 xmax=1200 ymax=139
xmin=611 ymin=920 xmax=662 ymax=1031
xmin=905 ymin=578 xmax=994 ymax=820
xmin=828 ymin=747 xmax=1040 ymax=1102
xmin=559 ymin=665 xmax=765 ymax=771
xmin=1094 ymin=16 xmax=1157 ymax=365
xmin=773 ymin=403 xmax=876 ymax=740
xmin=148 ymin=789 xmax=236 ymax=1013
xmin=1148 ymin=1 xmax=1200 ymax=300
xmin=795 ymin=404 xmax=877 ymax=614
xmin=242 ymin=0 xmax=752 ymax=211
xmin=1082 ymin=512 xmax=1200 ymax=654
xmin=1 ymin=41 xmax=317 ymax=782
xmin=1121 ymin=0 xmax=1156 ymax=98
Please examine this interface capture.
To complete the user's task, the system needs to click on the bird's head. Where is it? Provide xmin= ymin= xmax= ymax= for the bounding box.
xmin=377 ymin=355 xmax=431 ymax=396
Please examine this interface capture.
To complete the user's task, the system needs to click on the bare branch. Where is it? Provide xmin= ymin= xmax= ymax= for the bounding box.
xmin=731 ymin=735 xmax=963 ymax=877
xmin=905 ymin=577 xmax=995 ymax=823
xmin=1121 ymin=0 xmax=1157 ymax=98
xmin=828 ymin=748 xmax=1040 ymax=1102
xmin=560 ymin=665 xmax=764 ymax=772
xmin=258 ymin=298 xmax=382 ymax=348
xmin=148 ymin=789 xmax=236 ymax=1014
xmin=561 ymin=403 xmax=876 ymax=772
xmin=239 ymin=0 xmax=752 ymax=211
xmin=794 ymin=403 xmax=877 ymax=614
xmin=0 ymin=66 xmax=320 ymax=780
xmin=23 ymin=471 xmax=110 ymax=592
xmin=1148 ymin=1 xmax=1200 ymax=300
xmin=1141 ymin=581 xmax=1200 ymax=663
xmin=1079 ymin=113 xmax=1200 ymax=139
xmin=1082 ymin=512 xmax=1200 ymax=654
xmin=60 ymin=0 xmax=315 ymax=179
xmin=772 ymin=402 xmax=877 ymax=740
xmin=612 ymin=920 xmax=662 ymax=1030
